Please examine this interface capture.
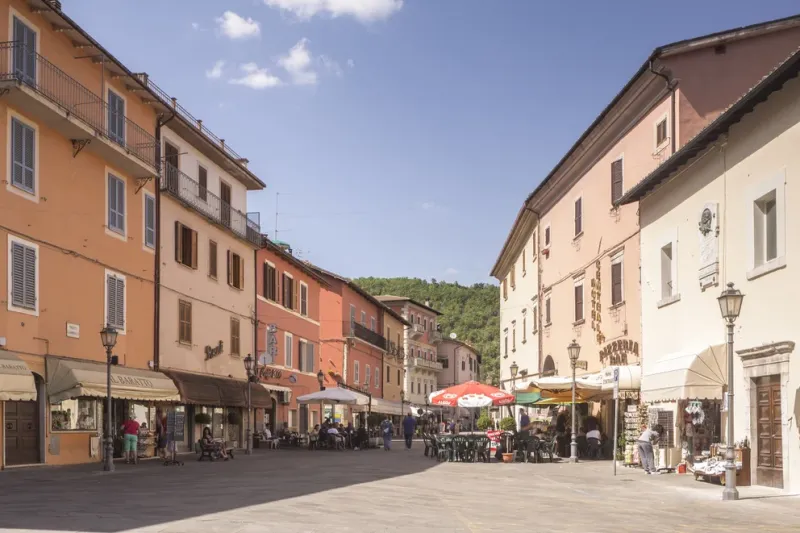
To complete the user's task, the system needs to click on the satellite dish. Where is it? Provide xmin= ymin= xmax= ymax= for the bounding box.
xmin=449 ymin=332 xmax=457 ymax=339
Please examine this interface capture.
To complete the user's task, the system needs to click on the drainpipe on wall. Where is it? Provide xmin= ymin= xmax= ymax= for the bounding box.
xmin=453 ymin=346 xmax=459 ymax=386
xmin=254 ymin=246 xmax=259 ymax=363
xmin=153 ymin=112 xmax=175 ymax=371
xmin=343 ymin=340 xmax=350 ymax=384
xmin=649 ymin=60 xmax=677 ymax=154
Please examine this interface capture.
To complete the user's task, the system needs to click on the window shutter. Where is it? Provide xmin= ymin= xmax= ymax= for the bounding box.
xmin=116 ymin=177 xmax=125 ymax=231
xmin=611 ymin=160 xmax=623 ymax=204
xmin=575 ymin=198 xmax=582 ymax=235
xmin=239 ymin=256 xmax=244 ymax=290
xmin=107 ymin=275 xmax=116 ymax=327
xmin=174 ymin=222 xmax=181 ymax=262
xmin=11 ymin=119 xmax=23 ymax=188
xmin=298 ymin=341 xmax=305 ymax=371
xmin=293 ymin=278 xmax=299 ymax=311
xmin=145 ymin=195 xmax=155 ymax=248
xmin=10 ymin=243 xmax=25 ymax=307
xmin=612 ymin=262 xmax=623 ymax=305
xmin=574 ymin=285 xmax=583 ymax=321
xmin=307 ymin=343 xmax=314 ymax=373
xmin=227 ymin=250 xmax=233 ymax=286
xmin=191 ymin=229 xmax=198 ymax=269
xmin=262 ymin=263 xmax=268 ymax=298
xmin=23 ymin=123 xmax=34 ymax=192
xmin=108 ymin=176 xmax=117 ymax=231
xmin=23 ymin=245 xmax=35 ymax=309
xmin=115 ymin=277 xmax=125 ymax=328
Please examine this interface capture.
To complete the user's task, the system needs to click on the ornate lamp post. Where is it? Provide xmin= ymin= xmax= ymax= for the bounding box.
xmin=244 ymin=354 xmax=256 ymax=455
xmin=718 ymin=282 xmax=744 ymax=501
xmin=509 ymin=361 xmax=519 ymax=418
xmin=317 ymin=369 xmax=325 ymax=391
xmin=99 ymin=324 xmax=118 ymax=473
xmin=567 ymin=339 xmax=581 ymax=463
xmin=400 ymin=389 xmax=405 ymax=414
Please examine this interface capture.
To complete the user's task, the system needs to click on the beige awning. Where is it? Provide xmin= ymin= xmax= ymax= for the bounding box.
xmin=641 ymin=344 xmax=726 ymax=403
xmin=0 ymin=350 xmax=37 ymax=401
xmin=261 ymin=383 xmax=292 ymax=394
xmin=47 ymin=357 xmax=180 ymax=403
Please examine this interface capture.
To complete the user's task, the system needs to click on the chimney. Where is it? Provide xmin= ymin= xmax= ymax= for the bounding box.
xmin=425 ymin=300 xmax=431 ymax=307
xmin=45 ymin=0 xmax=62 ymax=10
xmin=236 ymin=158 xmax=249 ymax=168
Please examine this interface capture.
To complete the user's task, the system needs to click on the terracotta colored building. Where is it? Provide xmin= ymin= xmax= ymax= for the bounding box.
xmin=255 ymin=240 xmax=327 ymax=433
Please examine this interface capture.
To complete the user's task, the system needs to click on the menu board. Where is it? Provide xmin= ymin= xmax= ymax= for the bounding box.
xmin=166 ymin=410 xmax=186 ymax=442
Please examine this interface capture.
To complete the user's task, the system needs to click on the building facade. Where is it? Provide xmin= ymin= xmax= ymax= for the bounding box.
xmin=491 ymin=17 xmax=800 ymax=435
xmin=376 ymin=296 xmax=443 ymax=407
xmin=621 ymin=52 xmax=800 ymax=492
xmin=256 ymin=240 xmax=325 ymax=433
xmin=0 ymin=0 xmax=167 ymax=467
xmin=437 ymin=339 xmax=481 ymax=388
xmin=382 ymin=311 xmax=406 ymax=406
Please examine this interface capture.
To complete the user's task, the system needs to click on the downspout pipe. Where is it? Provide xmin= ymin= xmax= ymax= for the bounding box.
xmin=649 ymin=60 xmax=677 ymax=154
xmin=153 ymin=112 xmax=175 ymax=371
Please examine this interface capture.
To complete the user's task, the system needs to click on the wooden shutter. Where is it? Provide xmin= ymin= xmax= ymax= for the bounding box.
xmin=198 ymin=166 xmax=208 ymax=201
xmin=298 ymin=341 xmax=305 ymax=371
xmin=575 ymin=198 xmax=582 ymax=235
xmin=307 ymin=343 xmax=314 ymax=373
xmin=209 ymin=241 xmax=217 ymax=279
xmin=294 ymin=277 xmax=299 ymax=311
xmin=611 ymin=159 xmax=623 ymax=204
xmin=262 ymin=263 xmax=269 ymax=298
xmin=227 ymin=250 xmax=233 ymax=286
xmin=10 ymin=243 xmax=25 ymax=308
xmin=191 ymin=229 xmax=198 ymax=269
xmin=145 ymin=195 xmax=155 ymax=248
xmin=574 ymin=285 xmax=583 ymax=321
xmin=238 ymin=255 xmax=244 ymax=290
xmin=174 ymin=221 xmax=182 ymax=262
xmin=106 ymin=275 xmax=116 ymax=327
xmin=612 ymin=262 xmax=623 ymax=305
xmin=115 ymin=277 xmax=125 ymax=329
xmin=11 ymin=119 xmax=23 ymax=188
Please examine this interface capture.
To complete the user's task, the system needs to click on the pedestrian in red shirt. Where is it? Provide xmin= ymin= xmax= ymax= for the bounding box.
xmin=121 ymin=417 xmax=140 ymax=464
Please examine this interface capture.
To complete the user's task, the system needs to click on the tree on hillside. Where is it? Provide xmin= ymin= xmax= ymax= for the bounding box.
xmin=353 ymin=277 xmax=500 ymax=385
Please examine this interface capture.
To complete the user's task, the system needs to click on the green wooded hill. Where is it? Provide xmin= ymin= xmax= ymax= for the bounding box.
xmin=352 ymin=277 xmax=500 ymax=385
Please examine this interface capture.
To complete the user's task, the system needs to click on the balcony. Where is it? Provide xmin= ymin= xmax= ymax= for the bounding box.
xmin=409 ymin=357 xmax=444 ymax=372
xmin=386 ymin=342 xmax=405 ymax=360
xmin=410 ymin=323 xmax=425 ymax=339
xmin=0 ymin=42 xmax=157 ymax=177
xmin=429 ymin=330 xmax=442 ymax=344
xmin=160 ymin=163 xmax=261 ymax=246
xmin=346 ymin=321 xmax=387 ymax=351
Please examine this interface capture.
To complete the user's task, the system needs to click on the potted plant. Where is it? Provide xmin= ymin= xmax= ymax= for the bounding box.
xmin=476 ymin=414 xmax=492 ymax=431
xmin=227 ymin=410 xmax=242 ymax=425
xmin=194 ymin=412 xmax=212 ymax=425
xmin=499 ymin=416 xmax=516 ymax=462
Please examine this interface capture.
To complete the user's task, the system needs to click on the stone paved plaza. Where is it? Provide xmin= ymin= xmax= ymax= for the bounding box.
xmin=1 ymin=446 xmax=799 ymax=533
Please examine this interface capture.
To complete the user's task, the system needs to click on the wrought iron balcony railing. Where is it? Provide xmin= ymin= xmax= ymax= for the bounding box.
xmin=0 ymin=42 xmax=157 ymax=169
xmin=346 ymin=321 xmax=387 ymax=351
xmin=160 ymin=163 xmax=261 ymax=246
xmin=410 ymin=357 xmax=444 ymax=371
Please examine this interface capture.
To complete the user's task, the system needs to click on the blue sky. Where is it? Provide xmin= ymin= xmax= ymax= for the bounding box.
xmin=69 ymin=0 xmax=799 ymax=285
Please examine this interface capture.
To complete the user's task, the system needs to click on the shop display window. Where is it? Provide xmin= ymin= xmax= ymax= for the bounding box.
xmin=51 ymin=398 xmax=98 ymax=431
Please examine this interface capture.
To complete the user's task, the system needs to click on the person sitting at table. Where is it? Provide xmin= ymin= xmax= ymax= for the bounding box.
xmin=309 ymin=424 xmax=320 ymax=449
xmin=354 ymin=424 xmax=368 ymax=450
xmin=202 ymin=427 xmax=228 ymax=460
xmin=327 ymin=424 xmax=341 ymax=449
xmin=586 ymin=427 xmax=602 ymax=458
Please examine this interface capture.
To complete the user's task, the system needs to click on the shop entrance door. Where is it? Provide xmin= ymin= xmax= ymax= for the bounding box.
xmin=4 ymin=401 xmax=39 ymax=465
xmin=756 ymin=376 xmax=783 ymax=488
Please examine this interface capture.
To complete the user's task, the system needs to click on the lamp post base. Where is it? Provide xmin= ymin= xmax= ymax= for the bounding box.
xmin=245 ymin=429 xmax=253 ymax=455
xmin=723 ymin=463 xmax=739 ymax=500
xmin=569 ymin=456 xmax=579 ymax=464
xmin=103 ymin=440 xmax=115 ymax=472
xmin=722 ymin=486 xmax=739 ymax=501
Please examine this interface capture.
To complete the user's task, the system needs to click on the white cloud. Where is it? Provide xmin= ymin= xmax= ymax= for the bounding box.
xmin=216 ymin=11 xmax=261 ymax=39
xmin=205 ymin=60 xmax=225 ymax=80
xmin=191 ymin=22 xmax=200 ymax=31
xmin=421 ymin=202 xmax=437 ymax=211
xmin=347 ymin=58 xmax=355 ymax=68
xmin=229 ymin=63 xmax=282 ymax=89
xmin=445 ymin=267 xmax=459 ymax=275
xmin=319 ymin=55 xmax=343 ymax=77
xmin=278 ymin=39 xmax=318 ymax=86
xmin=263 ymin=0 xmax=402 ymax=23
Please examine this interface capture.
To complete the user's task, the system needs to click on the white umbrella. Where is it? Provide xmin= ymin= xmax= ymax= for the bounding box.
xmin=297 ymin=388 xmax=370 ymax=405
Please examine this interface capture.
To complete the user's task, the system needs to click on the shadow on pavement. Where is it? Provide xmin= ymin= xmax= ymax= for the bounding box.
xmin=0 ymin=448 xmax=439 ymax=532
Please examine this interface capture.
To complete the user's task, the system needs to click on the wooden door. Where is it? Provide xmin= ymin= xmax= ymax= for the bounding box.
xmin=4 ymin=401 xmax=39 ymax=465
xmin=220 ymin=181 xmax=232 ymax=227
xmin=164 ymin=142 xmax=180 ymax=191
xmin=756 ymin=376 xmax=783 ymax=488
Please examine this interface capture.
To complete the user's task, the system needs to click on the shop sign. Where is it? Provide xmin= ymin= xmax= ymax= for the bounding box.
xmin=66 ymin=322 xmax=80 ymax=339
xmin=110 ymin=375 xmax=154 ymax=388
xmin=590 ymin=261 xmax=606 ymax=345
xmin=205 ymin=341 xmax=224 ymax=360
xmin=599 ymin=339 xmax=639 ymax=366
xmin=619 ymin=391 xmax=639 ymax=400
xmin=258 ymin=366 xmax=283 ymax=380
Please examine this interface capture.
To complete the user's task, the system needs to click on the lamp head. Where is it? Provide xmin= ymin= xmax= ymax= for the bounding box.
xmin=718 ymin=282 xmax=744 ymax=322
xmin=99 ymin=324 xmax=118 ymax=350
xmin=243 ymin=354 xmax=254 ymax=375
xmin=567 ymin=339 xmax=581 ymax=363
xmin=509 ymin=361 xmax=519 ymax=379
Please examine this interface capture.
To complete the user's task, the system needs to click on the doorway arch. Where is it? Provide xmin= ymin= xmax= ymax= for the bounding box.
xmin=542 ymin=355 xmax=556 ymax=376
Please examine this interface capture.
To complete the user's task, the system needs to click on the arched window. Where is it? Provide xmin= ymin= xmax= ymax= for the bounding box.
xmin=542 ymin=355 xmax=556 ymax=376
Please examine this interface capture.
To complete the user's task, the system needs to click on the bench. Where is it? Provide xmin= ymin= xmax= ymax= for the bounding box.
xmin=196 ymin=440 xmax=235 ymax=461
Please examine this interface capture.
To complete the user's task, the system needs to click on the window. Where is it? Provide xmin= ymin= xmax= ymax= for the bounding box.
xmin=545 ymin=295 xmax=551 ymax=325
xmin=209 ymin=241 xmax=218 ymax=279
xmin=544 ymin=225 xmax=551 ymax=247
xmin=12 ymin=16 xmax=37 ymax=83
xmin=106 ymin=272 xmax=125 ymax=330
xmin=306 ymin=342 xmax=315 ymax=373
xmin=300 ymin=282 xmax=309 ymax=316
xmin=386 ymin=365 xmax=391 ymax=383
xmin=661 ymin=243 xmax=674 ymax=299
xmin=512 ymin=323 xmax=516 ymax=351
xmin=371 ymin=317 xmax=376 ymax=332
xmin=263 ymin=263 xmax=277 ymax=300
xmin=532 ymin=302 xmax=538 ymax=333
xmin=574 ymin=282 xmax=584 ymax=322
xmin=611 ymin=252 xmax=623 ymax=305
xmin=144 ymin=194 xmax=155 ymax=249
xmin=227 ymin=251 xmax=244 ymax=290
xmin=174 ymin=222 xmax=198 ymax=269
xmin=754 ymin=190 xmax=778 ymax=267
xmin=229 ymin=317 xmax=240 ymax=356
xmin=198 ymin=165 xmax=208 ymax=202
xmin=178 ymin=299 xmax=192 ymax=344
xmin=611 ymin=158 xmax=623 ymax=204
xmin=354 ymin=360 xmax=360 ymax=384
xmin=107 ymin=173 xmax=125 ymax=235
xmin=50 ymin=399 xmax=98 ymax=431
xmin=350 ymin=304 xmax=356 ymax=329
xmin=9 ymin=238 xmax=37 ymax=312
xmin=469 ymin=358 xmax=473 ymax=371
xmin=574 ymin=197 xmax=583 ymax=236
xmin=423 ymin=318 xmax=428 ymax=331
xmin=285 ymin=332 xmax=294 ymax=368
xmin=361 ymin=311 xmax=366 ymax=326
xmin=288 ymin=409 xmax=297 ymax=430
xmin=375 ymin=367 xmax=380 ymax=388
xmin=656 ymin=118 xmax=668 ymax=148
xmin=366 ymin=365 xmax=371 ymax=386
xmin=220 ymin=181 xmax=232 ymax=227
xmin=424 ymin=383 xmax=428 ymax=395
xmin=107 ymin=89 xmax=125 ymax=145
xmin=503 ymin=330 xmax=508 ymax=357
xmin=397 ymin=369 xmax=401 ymax=385
xmin=298 ymin=340 xmax=315 ymax=373
xmin=10 ymin=117 xmax=35 ymax=194
xmin=510 ymin=264 xmax=516 ymax=289
xmin=522 ymin=312 xmax=527 ymax=343
xmin=522 ymin=248 xmax=527 ymax=275
xmin=502 ymin=278 xmax=508 ymax=300
xmin=461 ymin=360 xmax=466 ymax=371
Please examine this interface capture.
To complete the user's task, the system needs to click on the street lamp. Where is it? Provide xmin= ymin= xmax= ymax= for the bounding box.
xmin=509 ymin=361 xmax=519 ymax=418
xmin=718 ymin=282 xmax=744 ymax=501
xmin=244 ymin=354 xmax=255 ymax=456
xmin=400 ymin=389 xmax=405 ymax=414
xmin=567 ymin=339 xmax=581 ymax=464
xmin=317 ymin=369 xmax=325 ymax=390
xmin=99 ymin=324 xmax=118 ymax=473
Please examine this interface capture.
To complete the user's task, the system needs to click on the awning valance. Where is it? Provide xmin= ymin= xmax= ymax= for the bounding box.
xmin=162 ymin=369 xmax=273 ymax=408
xmin=532 ymin=372 xmax=609 ymax=401
xmin=297 ymin=388 xmax=370 ymax=405
xmin=47 ymin=357 xmax=179 ymax=404
xmin=641 ymin=344 xmax=726 ymax=403
xmin=0 ymin=350 xmax=36 ymax=401
xmin=369 ymin=398 xmax=403 ymax=416
xmin=261 ymin=383 xmax=292 ymax=394
xmin=600 ymin=365 xmax=642 ymax=391
xmin=514 ymin=391 xmax=543 ymax=405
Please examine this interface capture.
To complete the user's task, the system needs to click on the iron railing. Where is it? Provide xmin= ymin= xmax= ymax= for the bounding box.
xmin=345 ymin=321 xmax=387 ymax=351
xmin=142 ymin=76 xmax=247 ymax=166
xmin=160 ymin=163 xmax=261 ymax=246
xmin=410 ymin=357 xmax=444 ymax=371
xmin=0 ymin=42 xmax=157 ymax=168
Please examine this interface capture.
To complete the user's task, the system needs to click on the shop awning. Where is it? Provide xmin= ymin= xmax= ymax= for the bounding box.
xmin=297 ymin=388 xmax=370 ymax=405
xmin=514 ymin=390 xmax=542 ymax=405
xmin=600 ymin=365 xmax=642 ymax=391
xmin=162 ymin=369 xmax=274 ymax=408
xmin=0 ymin=350 xmax=37 ymax=401
xmin=47 ymin=357 xmax=180 ymax=404
xmin=531 ymin=372 xmax=609 ymax=401
xmin=369 ymin=398 xmax=403 ymax=416
xmin=641 ymin=344 xmax=726 ymax=403
xmin=261 ymin=383 xmax=292 ymax=394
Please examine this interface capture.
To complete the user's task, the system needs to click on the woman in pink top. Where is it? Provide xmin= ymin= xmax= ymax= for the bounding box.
xmin=121 ymin=417 xmax=140 ymax=464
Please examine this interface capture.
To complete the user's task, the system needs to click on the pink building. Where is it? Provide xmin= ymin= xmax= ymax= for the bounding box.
xmin=437 ymin=339 xmax=481 ymax=388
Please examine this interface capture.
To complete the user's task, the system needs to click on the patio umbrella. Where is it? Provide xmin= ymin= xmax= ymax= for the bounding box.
xmin=297 ymin=388 xmax=370 ymax=428
xmin=428 ymin=381 xmax=515 ymax=408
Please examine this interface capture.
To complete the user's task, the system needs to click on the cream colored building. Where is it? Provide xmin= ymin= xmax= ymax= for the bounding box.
xmin=621 ymin=52 xmax=800 ymax=492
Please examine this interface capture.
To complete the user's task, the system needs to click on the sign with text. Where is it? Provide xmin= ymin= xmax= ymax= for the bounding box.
xmin=599 ymin=339 xmax=639 ymax=366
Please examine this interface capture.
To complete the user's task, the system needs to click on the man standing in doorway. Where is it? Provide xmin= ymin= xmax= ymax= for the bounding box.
xmin=402 ymin=412 xmax=417 ymax=451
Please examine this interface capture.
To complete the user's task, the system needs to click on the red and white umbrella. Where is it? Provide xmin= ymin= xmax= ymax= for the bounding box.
xmin=428 ymin=381 xmax=514 ymax=408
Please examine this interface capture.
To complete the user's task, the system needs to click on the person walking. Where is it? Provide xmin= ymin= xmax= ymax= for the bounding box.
xmin=380 ymin=415 xmax=394 ymax=451
xmin=121 ymin=415 xmax=140 ymax=465
xmin=637 ymin=424 xmax=664 ymax=475
xmin=402 ymin=413 xmax=417 ymax=451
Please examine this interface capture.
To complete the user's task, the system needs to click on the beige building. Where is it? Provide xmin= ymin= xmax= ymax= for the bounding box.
xmin=621 ymin=50 xmax=800 ymax=492
xmin=437 ymin=339 xmax=481 ymax=388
